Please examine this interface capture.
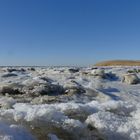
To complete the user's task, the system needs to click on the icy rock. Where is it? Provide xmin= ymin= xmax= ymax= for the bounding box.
xmin=39 ymin=77 xmax=54 ymax=83
xmin=0 ymin=97 xmax=16 ymax=109
xmin=68 ymin=68 xmax=79 ymax=73
xmin=31 ymin=96 xmax=57 ymax=104
xmin=31 ymin=83 xmax=64 ymax=96
xmin=28 ymin=67 xmax=36 ymax=71
xmin=22 ymin=79 xmax=42 ymax=91
xmin=85 ymin=111 xmax=131 ymax=140
xmin=91 ymin=69 xmax=104 ymax=75
xmin=7 ymin=68 xmax=26 ymax=73
xmin=122 ymin=73 xmax=140 ymax=84
xmin=48 ymin=133 xmax=60 ymax=140
xmin=105 ymin=72 xmax=118 ymax=80
xmin=64 ymin=80 xmax=85 ymax=94
xmin=22 ymin=78 xmax=54 ymax=95
xmin=7 ymin=68 xmax=18 ymax=72
xmin=91 ymin=69 xmax=106 ymax=78
xmin=84 ymin=88 xmax=99 ymax=97
xmin=2 ymin=73 xmax=18 ymax=77
xmin=63 ymin=119 xmax=85 ymax=132
xmin=0 ymin=84 xmax=23 ymax=95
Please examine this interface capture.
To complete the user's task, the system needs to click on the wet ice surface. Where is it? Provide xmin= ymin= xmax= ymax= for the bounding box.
xmin=0 ymin=66 xmax=140 ymax=140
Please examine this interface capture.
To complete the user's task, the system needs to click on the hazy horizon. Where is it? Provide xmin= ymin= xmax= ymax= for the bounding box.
xmin=0 ymin=0 xmax=140 ymax=66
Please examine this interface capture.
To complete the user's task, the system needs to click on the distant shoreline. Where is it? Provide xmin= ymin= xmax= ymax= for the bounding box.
xmin=95 ymin=60 xmax=140 ymax=66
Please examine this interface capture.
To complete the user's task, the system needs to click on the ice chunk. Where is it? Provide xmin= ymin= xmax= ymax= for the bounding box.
xmin=0 ymin=123 xmax=35 ymax=140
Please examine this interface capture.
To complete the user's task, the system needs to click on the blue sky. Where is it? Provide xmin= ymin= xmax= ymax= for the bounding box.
xmin=0 ymin=0 xmax=140 ymax=66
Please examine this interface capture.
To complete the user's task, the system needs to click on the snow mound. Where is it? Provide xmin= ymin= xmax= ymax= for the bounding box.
xmin=0 ymin=103 xmax=86 ymax=133
xmin=86 ymin=105 xmax=140 ymax=140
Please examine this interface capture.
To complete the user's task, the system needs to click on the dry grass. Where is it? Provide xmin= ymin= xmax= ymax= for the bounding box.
xmin=95 ymin=60 xmax=140 ymax=66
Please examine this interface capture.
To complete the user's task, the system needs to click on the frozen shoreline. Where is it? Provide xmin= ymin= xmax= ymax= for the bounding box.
xmin=0 ymin=66 xmax=140 ymax=140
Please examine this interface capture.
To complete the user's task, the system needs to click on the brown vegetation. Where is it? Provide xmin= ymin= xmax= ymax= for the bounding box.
xmin=95 ymin=60 xmax=140 ymax=66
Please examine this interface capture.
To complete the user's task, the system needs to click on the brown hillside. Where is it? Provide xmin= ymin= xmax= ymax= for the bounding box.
xmin=95 ymin=60 xmax=140 ymax=66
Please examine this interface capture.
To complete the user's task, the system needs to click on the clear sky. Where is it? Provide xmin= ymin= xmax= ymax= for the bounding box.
xmin=0 ymin=0 xmax=140 ymax=66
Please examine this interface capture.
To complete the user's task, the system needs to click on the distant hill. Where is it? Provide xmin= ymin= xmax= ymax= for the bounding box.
xmin=95 ymin=60 xmax=140 ymax=66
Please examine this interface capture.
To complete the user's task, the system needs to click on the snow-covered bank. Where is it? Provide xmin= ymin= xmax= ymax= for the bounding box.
xmin=0 ymin=67 xmax=140 ymax=140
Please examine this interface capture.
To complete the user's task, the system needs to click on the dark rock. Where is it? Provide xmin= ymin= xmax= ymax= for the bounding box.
xmin=28 ymin=67 xmax=36 ymax=71
xmin=2 ymin=73 xmax=18 ymax=78
xmin=7 ymin=68 xmax=26 ymax=73
xmin=105 ymin=72 xmax=118 ymax=80
xmin=68 ymin=68 xmax=80 ymax=73
xmin=7 ymin=68 xmax=17 ymax=73
xmin=0 ymin=84 xmax=23 ymax=95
